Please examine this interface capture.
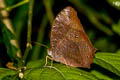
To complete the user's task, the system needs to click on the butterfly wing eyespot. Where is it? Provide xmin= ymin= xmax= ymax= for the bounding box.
xmin=75 ymin=34 xmax=79 ymax=38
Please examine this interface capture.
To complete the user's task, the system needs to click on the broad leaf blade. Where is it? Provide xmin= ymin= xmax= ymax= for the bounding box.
xmin=0 ymin=20 xmax=21 ymax=64
xmin=94 ymin=52 xmax=120 ymax=76
xmin=91 ymin=70 xmax=113 ymax=80
xmin=2 ymin=75 xmax=19 ymax=80
xmin=0 ymin=68 xmax=17 ymax=80
xmin=26 ymin=59 xmax=46 ymax=68
xmin=25 ymin=61 xmax=99 ymax=80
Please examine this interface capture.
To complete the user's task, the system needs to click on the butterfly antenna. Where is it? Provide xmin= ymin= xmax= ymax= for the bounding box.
xmin=31 ymin=41 xmax=49 ymax=49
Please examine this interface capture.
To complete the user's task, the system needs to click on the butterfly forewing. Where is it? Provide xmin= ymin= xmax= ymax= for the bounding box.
xmin=48 ymin=6 xmax=96 ymax=68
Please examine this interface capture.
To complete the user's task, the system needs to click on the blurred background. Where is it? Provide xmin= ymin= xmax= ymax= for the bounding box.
xmin=0 ymin=0 xmax=120 ymax=67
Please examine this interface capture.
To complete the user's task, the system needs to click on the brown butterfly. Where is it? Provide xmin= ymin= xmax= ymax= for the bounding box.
xmin=47 ymin=6 xmax=96 ymax=68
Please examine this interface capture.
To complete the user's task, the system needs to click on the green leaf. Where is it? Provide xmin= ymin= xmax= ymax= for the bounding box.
xmin=94 ymin=52 xmax=120 ymax=77
xmin=0 ymin=20 xmax=21 ymax=64
xmin=25 ymin=60 xmax=99 ymax=80
xmin=0 ymin=68 xmax=17 ymax=80
xmin=112 ymin=20 xmax=120 ymax=35
xmin=26 ymin=59 xmax=46 ymax=68
xmin=116 ymin=49 xmax=120 ymax=54
xmin=2 ymin=75 xmax=19 ymax=80
xmin=91 ymin=70 xmax=113 ymax=80
xmin=107 ymin=0 xmax=120 ymax=10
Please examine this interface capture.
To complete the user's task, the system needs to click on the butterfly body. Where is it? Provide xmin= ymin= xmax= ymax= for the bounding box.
xmin=48 ymin=6 xmax=96 ymax=68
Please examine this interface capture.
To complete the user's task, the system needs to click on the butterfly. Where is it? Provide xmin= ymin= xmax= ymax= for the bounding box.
xmin=47 ymin=6 xmax=96 ymax=68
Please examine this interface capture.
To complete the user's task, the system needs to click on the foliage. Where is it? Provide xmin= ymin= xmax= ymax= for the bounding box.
xmin=0 ymin=0 xmax=120 ymax=80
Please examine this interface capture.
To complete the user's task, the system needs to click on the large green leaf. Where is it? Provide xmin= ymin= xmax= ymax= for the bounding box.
xmin=0 ymin=20 xmax=22 ymax=65
xmin=94 ymin=52 xmax=120 ymax=77
xmin=26 ymin=59 xmax=46 ymax=69
xmin=25 ymin=60 xmax=99 ymax=80
xmin=91 ymin=70 xmax=113 ymax=80
xmin=2 ymin=75 xmax=19 ymax=80
xmin=116 ymin=49 xmax=120 ymax=54
xmin=0 ymin=68 xmax=17 ymax=80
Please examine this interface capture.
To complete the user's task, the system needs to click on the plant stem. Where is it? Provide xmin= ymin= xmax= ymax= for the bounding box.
xmin=44 ymin=0 xmax=54 ymax=25
xmin=23 ymin=0 xmax=34 ymax=61
xmin=5 ymin=0 xmax=29 ymax=11
xmin=31 ymin=14 xmax=48 ymax=60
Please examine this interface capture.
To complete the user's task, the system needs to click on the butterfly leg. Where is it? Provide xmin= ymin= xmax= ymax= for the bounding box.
xmin=45 ymin=55 xmax=53 ymax=68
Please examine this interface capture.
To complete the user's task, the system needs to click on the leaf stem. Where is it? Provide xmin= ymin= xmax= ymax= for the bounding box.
xmin=23 ymin=0 xmax=34 ymax=62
